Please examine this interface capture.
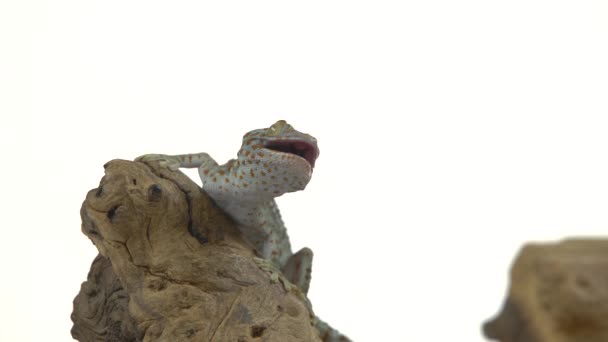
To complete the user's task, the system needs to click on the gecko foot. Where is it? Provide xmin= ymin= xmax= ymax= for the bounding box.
xmin=135 ymin=154 xmax=181 ymax=171
xmin=253 ymin=257 xmax=296 ymax=292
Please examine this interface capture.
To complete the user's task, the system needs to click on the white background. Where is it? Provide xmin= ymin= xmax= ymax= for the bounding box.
xmin=1 ymin=1 xmax=608 ymax=341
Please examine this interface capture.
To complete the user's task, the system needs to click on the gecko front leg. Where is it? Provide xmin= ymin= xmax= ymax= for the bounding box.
xmin=254 ymin=257 xmax=296 ymax=292
xmin=135 ymin=152 xmax=218 ymax=171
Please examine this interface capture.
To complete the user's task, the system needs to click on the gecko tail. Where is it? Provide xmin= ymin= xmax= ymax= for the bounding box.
xmin=315 ymin=317 xmax=352 ymax=342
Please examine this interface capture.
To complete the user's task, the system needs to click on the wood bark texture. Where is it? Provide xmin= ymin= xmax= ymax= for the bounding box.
xmin=483 ymin=239 xmax=608 ymax=342
xmin=71 ymin=159 xmax=322 ymax=342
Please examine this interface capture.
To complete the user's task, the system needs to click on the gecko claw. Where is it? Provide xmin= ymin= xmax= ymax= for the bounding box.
xmin=254 ymin=257 xmax=295 ymax=292
xmin=135 ymin=154 xmax=181 ymax=171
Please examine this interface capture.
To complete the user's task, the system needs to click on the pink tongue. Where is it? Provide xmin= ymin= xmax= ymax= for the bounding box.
xmin=293 ymin=142 xmax=308 ymax=151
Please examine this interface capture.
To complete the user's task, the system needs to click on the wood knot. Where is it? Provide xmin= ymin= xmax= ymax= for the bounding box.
xmin=147 ymin=184 xmax=162 ymax=202
xmin=250 ymin=325 xmax=266 ymax=338
xmin=107 ymin=206 xmax=120 ymax=223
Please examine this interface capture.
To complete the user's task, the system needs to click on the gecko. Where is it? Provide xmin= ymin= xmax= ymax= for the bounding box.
xmin=136 ymin=120 xmax=349 ymax=342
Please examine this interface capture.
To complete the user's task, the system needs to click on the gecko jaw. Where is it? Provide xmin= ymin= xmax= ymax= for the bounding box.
xmin=264 ymin=139 xmax=319 ymax=168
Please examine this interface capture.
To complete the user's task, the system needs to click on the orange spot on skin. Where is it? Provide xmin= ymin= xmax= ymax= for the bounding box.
xmin=252 ymin=144 xmax=262 ymax=150
xmin=260 ymin=171 xmax=266 ymax=176
xmin=243 ymin=183 xmax=249 ymax=188
xmin=255 ymin=160 xmax=261 ymax=165
xmin=218 ymin=170 xmax=225 ymax=176
xmin=225 ymin=178 xmax=230 ymax=183
xmin=250 ymin=170 xmax=255 ymax=178
xmin=257 ymin=152 xmax=264 ymax=157
xmin=203 ymin=169 xmax=210 ymax=175
xmin=212 ymin=177 xmax=217 ymax=182
xmin=245 ymin=150 xmax=251 ymax=157
xmin=239 ymin=175 xmax=244 ymax=180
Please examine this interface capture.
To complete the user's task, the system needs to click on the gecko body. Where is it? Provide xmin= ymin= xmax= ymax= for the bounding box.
xmin=200 ymin=120 xmax=318 ymax=275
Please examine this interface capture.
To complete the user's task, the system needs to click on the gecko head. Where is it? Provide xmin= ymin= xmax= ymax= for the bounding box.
xmin=237 ymin=120 xmax=320 ymax=193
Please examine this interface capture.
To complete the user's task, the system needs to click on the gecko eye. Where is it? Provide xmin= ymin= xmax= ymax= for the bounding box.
xmin=267 ymin=120 xmax=289 ymax=137
xmin=267 ymin=127 xmax=278 ymax=137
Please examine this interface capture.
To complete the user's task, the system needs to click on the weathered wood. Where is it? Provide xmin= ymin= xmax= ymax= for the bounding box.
xmin=71 ymin=159 xmax=321 ymax=342
xmin=484 ymin=239 xmax=608 ymax=342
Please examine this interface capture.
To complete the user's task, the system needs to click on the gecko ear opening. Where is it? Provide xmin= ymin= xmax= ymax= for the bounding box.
xmin=264 ymin=140 xmax=319 ymax=168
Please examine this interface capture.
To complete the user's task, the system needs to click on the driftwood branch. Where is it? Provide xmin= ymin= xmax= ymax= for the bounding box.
xmin=484 ymin=239 xmax=608 ymax=342
xmin=71 ymin=159 xmax=322 ymax=342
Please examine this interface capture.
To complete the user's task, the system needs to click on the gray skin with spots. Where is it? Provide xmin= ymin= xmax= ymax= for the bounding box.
xmin=136 ymin=120 xmax=349 ymax=341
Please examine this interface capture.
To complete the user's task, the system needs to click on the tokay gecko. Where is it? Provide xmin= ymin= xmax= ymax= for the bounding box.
xmin=136 ymin=120 xmax=349 ymax=341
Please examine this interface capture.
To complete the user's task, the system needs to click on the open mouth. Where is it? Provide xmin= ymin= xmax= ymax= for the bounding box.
xmin=264 ymin=139 xmax=319 ymax=168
